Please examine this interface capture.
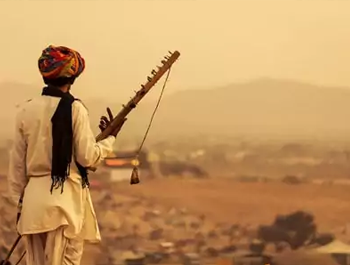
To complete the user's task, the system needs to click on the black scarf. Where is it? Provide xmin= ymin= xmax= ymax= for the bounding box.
xmin=42 ymin=86 xmax=89 ymax=193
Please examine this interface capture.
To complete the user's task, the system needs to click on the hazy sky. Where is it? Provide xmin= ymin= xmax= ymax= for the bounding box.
xmin=1 ymin=0 xmax=350 ymax=99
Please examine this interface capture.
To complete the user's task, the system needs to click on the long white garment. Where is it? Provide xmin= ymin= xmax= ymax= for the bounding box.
xmin=25 ymin=226 xmax=84 ymax=265
xmin=7 ymin=95 xmax=116 ymax=242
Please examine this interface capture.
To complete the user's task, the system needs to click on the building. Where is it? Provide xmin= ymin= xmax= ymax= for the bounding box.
xmin=100 ymin=150 xmax=152 ymax=183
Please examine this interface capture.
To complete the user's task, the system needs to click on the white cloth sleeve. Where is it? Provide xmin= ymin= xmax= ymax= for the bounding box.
xmin=72 ymin=101 xmax=116 ymax=169
xmin=7 ymin=108 xmax=28 ymax=205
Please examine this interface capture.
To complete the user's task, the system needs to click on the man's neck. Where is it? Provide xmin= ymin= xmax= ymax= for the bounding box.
xmin=58 ymin=85 xmax=70 ymax=93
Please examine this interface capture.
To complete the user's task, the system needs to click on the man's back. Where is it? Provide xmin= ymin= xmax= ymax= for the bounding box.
xmin=8 ymin=91 xmax=117 ymax=239
xmin=8 ymin=93 xmax=116 ymax=205
xmin=13 ymin=95 xmax=97 ymax=177
xmin=18 ymin=96 xmax=60 ymax=178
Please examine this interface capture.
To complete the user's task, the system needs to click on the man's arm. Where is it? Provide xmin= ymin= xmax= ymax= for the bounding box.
xmin=72 ymin=101 xmax=116 ymax=169
xmin=7 ymin=109 xmax=27 ymax=205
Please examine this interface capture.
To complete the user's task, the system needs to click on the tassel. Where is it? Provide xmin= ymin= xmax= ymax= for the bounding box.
xmin=130 ymin=166 xmax=140 ymax=185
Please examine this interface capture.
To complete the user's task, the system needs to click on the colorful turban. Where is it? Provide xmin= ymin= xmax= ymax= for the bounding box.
xmin=38 ymin=45 xmax=85 ymax=79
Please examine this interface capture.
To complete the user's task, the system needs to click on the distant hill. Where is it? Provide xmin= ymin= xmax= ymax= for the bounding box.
xmin=2 ymin=78 xmax=350 ymax=143
xmin=130 ymin=78 xmax=350 ymax=139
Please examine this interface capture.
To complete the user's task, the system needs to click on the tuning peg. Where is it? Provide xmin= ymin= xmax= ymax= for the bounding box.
xmin=151 ymin=69 xmax=157 ymax=75
xmin=164 ymin=56 xmax=170 ymax=60
xmin=161 ymin=60 xmax=166 ymax=64
xmin=141 ymin=84 xmax=145 ymax=89
xmin=168 ymin=51 xmax=173 ymax=55
xmin=122 ymin=104 xmax=126 ymax=108
xmin=147 ymin=76 xmax=152 ymax=82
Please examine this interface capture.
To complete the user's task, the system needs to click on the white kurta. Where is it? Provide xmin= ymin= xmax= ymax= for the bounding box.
xmin=7 ymin=95 xmax=116 ymax=242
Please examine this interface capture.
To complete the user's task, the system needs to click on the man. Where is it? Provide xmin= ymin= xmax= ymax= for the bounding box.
xmin=7 ymin=45 xmax=125 ymax=265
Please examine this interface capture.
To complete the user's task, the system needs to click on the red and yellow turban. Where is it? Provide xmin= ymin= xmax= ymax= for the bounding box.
xmin=38 ymin=45 xmax=85 ymax=79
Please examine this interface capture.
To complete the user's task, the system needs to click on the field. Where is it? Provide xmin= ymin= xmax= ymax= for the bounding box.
xmin=109 ymin=178 xmax=350 ymax=233
xmin=2 ymin=138 xmax=350 ymax=265
xmin=1 ymin=175 xmax=350 ymax=265
xmin=82 ymin=177 xmax=350 ymax=265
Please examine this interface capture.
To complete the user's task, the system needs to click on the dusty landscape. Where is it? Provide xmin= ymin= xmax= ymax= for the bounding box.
xmin=2 ymin=79 xmax=350 ymax=265
xmin=1 ymin=138 xmax=350 ymax=265
xmin=1 ymin=96 xmax=350 ymax=264
xmin=2 ymin=0 xmax=350 ymax=263
xmin=112 ymin=178 xmax=350 ymax=232
xmin=84 ymin=177 xmax=350 ymax=265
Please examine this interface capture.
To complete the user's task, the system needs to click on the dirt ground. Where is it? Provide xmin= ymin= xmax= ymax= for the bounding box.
xmin=2 ymin=177 xmax=350 ymax=265
xmin=109 ymin=178 xmax=350 ymax=232
xmin=3 ymin=177 xmax=349 ymax=232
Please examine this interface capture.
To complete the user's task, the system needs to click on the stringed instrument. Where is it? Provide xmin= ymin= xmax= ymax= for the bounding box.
xmin=95 ymin=50 xmax=181 ymax=184
xmin=96 ymin=50 xmax=180 ymax=141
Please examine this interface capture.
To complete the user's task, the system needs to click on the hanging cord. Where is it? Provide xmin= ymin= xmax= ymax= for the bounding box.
xmin=135 ymin=66 xmax=172 ymax=157
xmin=130 ymin=66 xmax=172 ymax=185
xmin=15 ymin=251 xmax=26 ymax=265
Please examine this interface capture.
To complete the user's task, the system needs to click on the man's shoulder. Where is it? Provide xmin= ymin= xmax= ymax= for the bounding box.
xmin=13 ymin=98 xmax=42 ymax=123
xmin=72 ymin=99 xmax=89 ymax=114
xmin=74 ymin=98 xmax=88 ymax=108
xmin=15 ymin=98 xmax=35 ymax=111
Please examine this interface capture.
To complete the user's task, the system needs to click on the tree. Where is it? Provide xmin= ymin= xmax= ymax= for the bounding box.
xmin=257 ymin=211 xmax=317 ymax=250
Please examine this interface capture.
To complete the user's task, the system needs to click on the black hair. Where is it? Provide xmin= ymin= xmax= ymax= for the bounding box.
xmin=43 ymin=76 xmax=76 ymax=87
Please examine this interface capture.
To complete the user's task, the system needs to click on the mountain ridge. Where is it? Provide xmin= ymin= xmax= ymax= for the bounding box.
xmin=1 ymin=78 xmax=350 ymax=143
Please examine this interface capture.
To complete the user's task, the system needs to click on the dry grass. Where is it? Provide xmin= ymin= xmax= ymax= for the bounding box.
xmin=110 ymin=178 xmax=350 ymax=231
xmin=2 ymin=175 xmax=349 ymax=231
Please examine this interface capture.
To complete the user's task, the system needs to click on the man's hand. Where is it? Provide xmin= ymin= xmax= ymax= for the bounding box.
xmin=110 ymin=118 xmax=127 ymax=137
xmin=99 ymin=107 xmax=114 ymax=132
xmin=99 ymin=107 xmax=127 ymax=137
